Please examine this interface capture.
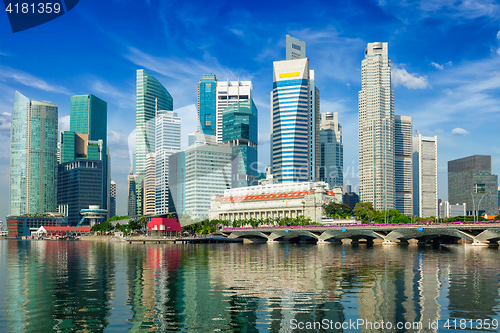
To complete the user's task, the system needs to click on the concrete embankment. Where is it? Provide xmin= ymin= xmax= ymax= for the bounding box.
xmin=80 ymin=236 xmax=124 ymax=242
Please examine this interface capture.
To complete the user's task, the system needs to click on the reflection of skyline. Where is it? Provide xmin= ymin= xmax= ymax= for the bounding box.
xmin=2 ymin=242 xmax=500 ymax=331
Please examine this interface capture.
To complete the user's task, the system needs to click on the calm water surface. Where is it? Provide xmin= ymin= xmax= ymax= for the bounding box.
xmin=0 ymin=240 xmax=499 ymax=332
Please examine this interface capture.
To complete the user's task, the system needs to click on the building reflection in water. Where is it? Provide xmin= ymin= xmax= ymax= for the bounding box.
xmin=3 ymin=241 xmax=500 ymax=332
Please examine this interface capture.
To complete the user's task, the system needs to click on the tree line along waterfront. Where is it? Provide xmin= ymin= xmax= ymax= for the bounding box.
xmin=89 ymin=203 xmax=500 ymax=236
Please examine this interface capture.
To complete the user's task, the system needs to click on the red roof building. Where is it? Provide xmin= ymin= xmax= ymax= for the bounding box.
xmin=147 ymin=218 xmax=181 ymax=237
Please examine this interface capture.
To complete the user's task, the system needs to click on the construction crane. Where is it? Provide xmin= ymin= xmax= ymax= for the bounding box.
xmin=65 ymin=213 xmax=88 ymax=239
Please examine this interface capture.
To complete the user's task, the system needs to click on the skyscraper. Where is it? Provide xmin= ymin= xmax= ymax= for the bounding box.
xmin=155 ymin=111 xmax=182 ymax=215
xmin=222 ymin=99 xmax=259 ymax=188
xmin=144 ymin=152 xmax=156 ymax=216
xmin=69 ymin=94 xmax=109 ymax=214
xmin=286 ymin=35 xmax=306 ymax=60
xmin=395 ymin=115 xmax=413 ymax=215
xmin=358 ymin=42 xmax=395 ymax=211
xmin=110 ymin=181 xmax=116 ymax=218
xmin=197 ymin=74 xmax=217 ymax=136
xmin=169 ymin=151 xmax=186 ymax=215
xmin=216 ymin=80 xmax=252 ymax=143
xmin=127 ymin=167 xmax=137 ymax=216
xmin=135 ymin=69 xmax=173 ymax=215
xmin=412 ymin=135 xmax=438 ymax=218
xmin=9 ymin=91 xmax=58 ymax=215
xmin=448 ymin=155 xmax=498 ymax=216
xmin=319 ymin=112 xmax=343 ymax=189
xmin=271 ymin=36 xmax=319 ymax=182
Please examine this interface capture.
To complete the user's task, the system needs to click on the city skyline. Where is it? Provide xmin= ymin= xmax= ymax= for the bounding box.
xmin=1 ymin=0 xmax=500 ymax=220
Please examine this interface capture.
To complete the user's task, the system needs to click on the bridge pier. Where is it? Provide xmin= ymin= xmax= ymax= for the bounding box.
xmin=267 ymin=239 xmax=278 ymax=244
xmin=472 ymin=240 xmax=493 ymax=246
xmin=382 ymin=240 xmax=398 ymax=245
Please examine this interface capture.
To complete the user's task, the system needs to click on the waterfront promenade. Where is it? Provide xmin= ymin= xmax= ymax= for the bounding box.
xmin=221 ymin=221 xmax=500 ymax=246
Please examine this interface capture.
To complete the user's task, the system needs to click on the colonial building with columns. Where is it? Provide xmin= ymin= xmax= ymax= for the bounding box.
xmin=209 ymin=182 xmax=341 ymax=223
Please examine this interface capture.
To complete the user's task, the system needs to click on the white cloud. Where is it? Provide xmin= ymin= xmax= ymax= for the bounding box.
xmin=58 ymin=115 xmax=70 ymax=133
xmin=451 ymin=127 xmax=469 ymax=135
xmin=496 ymin=31 xmax=500 ymax=39
xmin=229 ymin=28 xmax=244 ymax=37
xmin=0 ymin=112 xmax=11 ymax=131
xmin=0 ymin=66 xmax=72 ymax=95
xmin=392 ymin=67 xmax=430 ymax=89
xmin=431 ymin=62 xmax=444 ymax=70
xmin=497 ymin=48 xmax=500 ymax=56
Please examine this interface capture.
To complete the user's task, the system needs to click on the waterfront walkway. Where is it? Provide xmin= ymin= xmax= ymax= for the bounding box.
xmin=221 ymin=222 xmax=500 ymax=246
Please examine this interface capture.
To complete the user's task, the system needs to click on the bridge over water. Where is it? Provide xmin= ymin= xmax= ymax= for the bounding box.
xmin=221 ymin=222 xmax=500 ymax=246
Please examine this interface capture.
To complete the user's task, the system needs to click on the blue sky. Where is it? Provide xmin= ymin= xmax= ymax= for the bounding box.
xmin=1 ymin=0 xmax=499 ymax=221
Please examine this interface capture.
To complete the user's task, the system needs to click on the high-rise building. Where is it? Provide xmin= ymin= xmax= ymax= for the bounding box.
xmin=222 ymin=99 xmax=258 ymax=188
xmin=413 ymin=135 xmax=438 ymax=218
xmin=110 ymin=181 xmax=116 ymax=218
xmin=144 ymin=152 xmax=156 ymax=216
xmin=135 ymin=69 xmax=173 ymax=215
xmin=155 ymin=111 xmax=181 ymax=215
xmin=319 ymin=112 xmax=343 ymax=189
xmin=358 ymin=42 xmax=395 ymax=212
xmin=127 ymin=167 xmax=137 ymax=216
xmin=216 ymin=80 xmax=252 ymax=143
xmin=69 ymin=94 xmax=109 ymax=215
xmin=448 ymin=155 xmax=498 ymax=216
xmin=498 ymin=187 xmax=500 ymax=214
xmin=197 ymin=74 xmax=217 ymax=136
xmin=184 ymin=138 xmax=232 ymax=219
xmin=169 ymin=151 xmax=186 ymax=215
xmin=271 ymin=36 xmax=319 ymax=183
xmin=395 ymin=115 xmax=413 ymax=215
xmin=9 ymin=91 xmax=58 ymax=216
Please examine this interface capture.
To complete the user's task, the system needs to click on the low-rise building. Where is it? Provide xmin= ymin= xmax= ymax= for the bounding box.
xmin=7 ymin=214 xmax=68 ymax=238
xmin=33 ymin=226 xmax=91 ymax=238
xmin=209 ymin=181 xmax=341 ymax=223
xmin=147 ymin=218 xmax=181 ymax=237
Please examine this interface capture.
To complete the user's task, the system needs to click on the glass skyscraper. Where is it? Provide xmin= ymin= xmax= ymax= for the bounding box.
xmin=222 ymin=99 xmax=258 ymax=188
xmin=9 ymin=91 xmax=58 ymax=215
xmin=197 ymin=74 xmax=217 ymax=136
xmin=319 ymin=112 xmax=343 ymax=189
xmin=135 ymin=69 xmax=173 ymax=215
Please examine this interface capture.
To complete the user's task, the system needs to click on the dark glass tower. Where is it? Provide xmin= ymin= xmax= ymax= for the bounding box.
xmin=222 ymin=99 xmax=258 ymax=188
xmin=197 ymin=74 xmax=217 ymax=136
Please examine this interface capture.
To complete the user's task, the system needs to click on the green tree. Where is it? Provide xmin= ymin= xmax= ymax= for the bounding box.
xmin=353 ymin=202 xmax=375 ymax=223
xmin=324 ymin=203 xmax=352 ymax=218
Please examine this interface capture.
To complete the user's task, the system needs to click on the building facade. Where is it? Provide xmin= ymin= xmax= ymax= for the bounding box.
xmin=7 ymin=215 xmax=67 ymax=238
xmin=448 ymin=155 xmax=498 ymax=216
xmin=127 ymin=167 xmax=137 ymax=216
xmin=216 ymin=80 xmax=252 ymax=143
xmin=144 ymin=152 xmax=156 ymax=216
xmin=135 ymin=69 xmax=173 ymax=215
xmin=168 ymin=151 xmax=186 ymax=215
xmin=197 ymin=74 xmax=217 ymax=136
xmin=70 ymin=94 xmax=109 ymax=215
xmin=413 ymin=135 xmax=438 ymax=218
xmin=319 ymin=112 xmax=343 ymax=189
xmin=9 ymin=91 xmax=58 ymax=216
xmin=57 ymin=159 xmax=103 ymax=226
xmin=394 ymin=115 xmax=413 ymax=215
xmin=358 ymin=42 xmax=395 ymax=212
xmin=184 ymin=139 xmax=232 ymax=219
xmin=222 ymin=100 xmax=258 ymax=188
xmin=209 ymin=182 xmax=340 ymax=223
xmin=155 ymin=111 xmax=182 ymax=215
xmin=271 ymin=38 xmax=319 ymax=183
xmin=110 ymin=181 xmax=116 ymax=218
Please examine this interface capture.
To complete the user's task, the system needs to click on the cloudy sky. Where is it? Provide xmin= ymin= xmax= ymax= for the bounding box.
xmin=1 ymin=0 xmax=499 ymax=221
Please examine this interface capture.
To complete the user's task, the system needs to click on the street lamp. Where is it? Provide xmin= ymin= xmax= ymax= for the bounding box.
xmin=359 ymin=206 xmax=372 ymax=224
xmin=476 ymin=193 xmax=487 ymax=222
xmin=469 ymin=192 xmax=476 ymax=222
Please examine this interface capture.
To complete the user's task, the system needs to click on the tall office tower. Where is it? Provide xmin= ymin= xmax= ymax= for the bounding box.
xmin=184 ymin=137 xmax=232 ymax=219
xmin=127 ymin=167 xmax=137 ymax=216
xmin=58 ymin=132 xmax=105 ymax=225
xmin=498 ymin=187 xmax=500 ymax=214
xmin=222 ymin=99 xmax=258 ymax=188
xmin=155 ymin=111 xmax=181 ymax=215
xmin=216 ymin=80 xmax=252 ymax=143
xmin=144 ymin=152 xmax=156 ymax=216
xmin=319 ymin=112 xmax=343 ymax=189
xmin=197 ymin=74 xmax=217 ymax=135
xmin=394 ymin=115 xmax=413 ymax=215
xmin=271 ymin=36 xmax=319 ymax=182
xmin=169 ymin=151 xmax=186 ymax=215
xmin=110 ymin=181 xmax=116 ymax=218
xmin=136 ymin=69 xmax=173 ymax=215
xmin=448 ymin=155 xmax=498 ymax=216
xmin=9 ymin=91 xmax=58 ymax=215
xmin=70 ymin=94 xmax=109 ymax=215
xmin=413 ymin=135 xmax=438 ymax=218
xmin=358 ymin=42 xmax=395 ymax=211
xmin=286 ymin=35 xmax=306 ymax=60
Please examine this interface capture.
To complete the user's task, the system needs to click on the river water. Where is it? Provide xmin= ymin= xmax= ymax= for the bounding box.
xmin=0 ymin=240 xmax=499 ymax=332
